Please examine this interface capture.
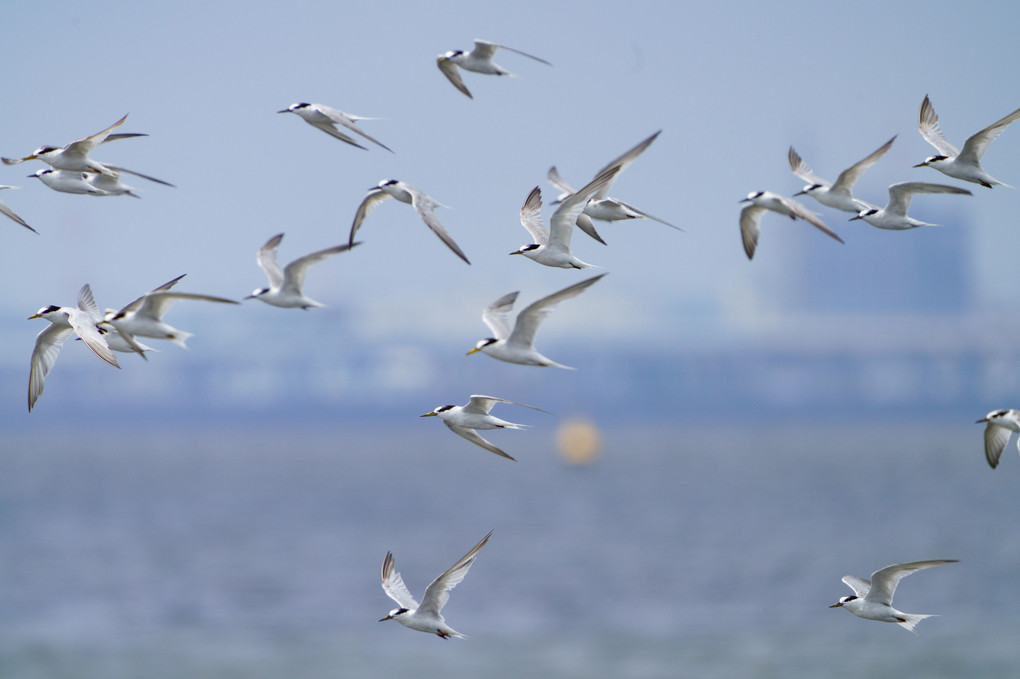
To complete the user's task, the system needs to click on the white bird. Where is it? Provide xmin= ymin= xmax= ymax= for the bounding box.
xmin=849 ymin=182 xmax=972 ymax=230
xmin=349 ymin=180 xmax=469 ymax=264
xmin=103 ymin=274 xmax=240 ymax=348
xmin=547 ymin=130 xmax=681 ymax=244
xmin=467 ymin=273 xmax=605 ymax=369
xmin=510 ymin=165 xmax=621 ymax=269
xmin=421 ymin=395 xmax=550 ymax=461
xmin=830 ymin=559 xmax=958 ymax=633
xmin=738 ymin=191 xmax=843 ymax=259
xmin=277 ymin=102 xmax=393 ymax=152
xmin=0 ymin=186 xmax=36 ymax=233
xmin=28 ymin=284 xmax=120 ymax=412
xmin=246 ymin=234 xmax=359 ymax=309
xmin=28 ymin=169 xmax=107 ymax=195
xmin=976 ymin=409 xmax=1020 ymax=469
xmin=2 ymin=114 xmax=173 ymax=186
xmin=914 ymin=95 xmax=1020 ymax=188
xmin=86 ymin=170 xmax=140 ymax=198
xmin=380 ymin=530 xmax=492 ymax=639
xmin=789 ymin=136 xmax=896 ymax=213
xmin=437 ymin=39 xmax=550 ymax=99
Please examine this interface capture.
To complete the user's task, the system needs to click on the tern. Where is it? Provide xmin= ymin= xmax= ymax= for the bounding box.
xmin=0 ymin=186 xmax=36 ymax=233
xmin=349 ymin=180 xmax=469 ymax=264
xmin=28 ymin=284 xmax=120 ymax=412
xmin=28 ymin=169 xmax=106 ymax=195
xmin=247 ymin=233 xmax=359 ymax=309
xmin=547 ymin=130 xmax=680 ymax=244
xmin=510 ymin=165 xmax=621 ymax=269
xmin=830 ymin=559 xmax=958 ymax=633
xmin=421 ymin=395 xmax=550 ymax=461
xmin=103 ymin=274 xmax=240 ymax=348
xmin=915 ymin=95 xmax=1020 ymax=188
xmin=788 ymin=136 xmax=896 ymax=213
xmin=3 ymin=114 xmax=173 ymax=186
xmin=849 ymin=182 xmax=971 ymax=230
xmin=380 ymin=530 xmax=492 ymax=639
xmin=277 ymin=102 xmax=393 ymax=152
xmin=738 ymin=191 xmax=843 ymax=259
xmin=468 ymin=273 xmax=605 ymax=369
xmin=437 ymin=39 xmax=550 ymax=99
xmin=976 ymin=409 xmax=1020 ymax=469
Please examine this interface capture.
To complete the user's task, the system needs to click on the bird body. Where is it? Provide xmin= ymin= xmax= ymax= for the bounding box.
xmin=850 ymin=182 xmax=971 ymax=230
xmin=421 ymin=395 xmax=549 ymax=461
xmin=468 ymin=274 xmax=605 ymax=368
xmin=29 ymin=169 xmax=105 ymax=195
xmin=437 ymin=40 xmax=550 ymax=98
xmin=380 ymin=530 xmax=493 ymax=639
xmin=830 ymin=559 xmax=957 ymax=633
xmin=278 ymin=102 xmax=392 ymax=152
xmin=738 ymin=191 xmax=843 ymax=259
xmin=976 ymin=409 xmax=1020 ymax=468
xmin=915 ymin=95 xmax=1020 ymax=188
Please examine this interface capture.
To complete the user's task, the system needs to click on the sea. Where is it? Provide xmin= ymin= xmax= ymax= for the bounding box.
xmin=1 ymin=420 xmax=1018 ymax=678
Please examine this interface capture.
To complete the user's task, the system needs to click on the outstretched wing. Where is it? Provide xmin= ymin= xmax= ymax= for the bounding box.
xmin=508 ymin=273 xmax=606 ymax=348
xmin=918 ymin=95 xmax=959 ymax=157
xmin=438 ymin=57 xmax=472 ymax=99
xmin=481 ymin=291 xmax=518 ymax=339
xmin=418 ymin=530 xmax=494 ymax=616
xmin=381 ymin=552 xmax=420 ymax=610
xmin=865 ymin=560 xmax=958 ymax=606
xmin=444 ymin=422 xmax=516 ymax=461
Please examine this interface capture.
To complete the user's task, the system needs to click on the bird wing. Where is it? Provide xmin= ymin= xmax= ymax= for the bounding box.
xmin=348 ymin=189 xmax=392 ymax=246
xmin=787 ymin=146 xmax=825 ymax=186
xmin=477 ymin=40 xmax=551 ymax=65
xmin=841 ymin=575 xmax=872 ymax=598
xmin=518 ymin=186 xmax=548 ymax=244
xmin=282 ymin=243 xmax=358 ymax=295
xmin=28 ymin=323 xmax=73 ymax=411
xmin=418 ymin=530 xmax=494 ymax=617
xmin=547 ymin=166 xmax=576 ymax=199
xmin=613 ymin=199 xmax=683 ymax=230
xmin=779 ymin=196 xmax=844 ymax=244
xmin=61 ymin=113 xmax=130 ymax=161
xmin=549 ymin=166 xmax=621 ymax=251
xmin=885 ymin=182 xmax=971 ymax=217
xmin=918 ymin=95 xmax=960 ymax=157
xmin=589 ymin=130 xmax=661 ymax=200
xmin=464 ymin=394 xmax=550 ymax=415
xmin=408 ymin=187 xmax=470 ymax=264
xmin=444 ymin=422 xmax=516 ymax=461
xmin=103 ymin=164 xmax=175 ymax=187
xmin=984 ymin=422 xmax=1012 ymax=469
xmin=134 ymin=291 xmax=241 ymax=321
xmin=957 ymin=104 xmax=1020 ymax=165
xmin=508 ymin=273 xmax=606 ymax=348
xmin=865 ymin=560 xmax=957 ymax=606
xmin=575 ymin=213 xmax=606 ymax=245
xmin=381 ymin=552 xmax=420 ymax=610
xmin=256 ymin=233 xmax=286 ymax=288
xmin=316 ymin=104 xmax=393 ymax=152
xmin=0 ymin=194 xmax=36 ymax=233
xmin=69 ymin=292 xmax=120 ymax=370
xmin=437 ymin=57 xmax=472 ymax=99
xmin=481 ymin=291 xmax=519 ymax=339
xmin=738 ymin=204 xmax=764 ymax=260
xmin=110 ymin=274 xmax=187 ymax=318
xmin=830 ymin=136 xmax=896 ymax=194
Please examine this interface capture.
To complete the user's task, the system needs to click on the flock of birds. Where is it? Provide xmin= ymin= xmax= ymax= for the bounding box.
xmin=3 ymin=37 xmax=1020 ymax=640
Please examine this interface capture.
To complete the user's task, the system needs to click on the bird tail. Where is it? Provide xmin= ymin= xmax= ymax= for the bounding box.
xmin=169 ymin=331 xmax=193 ymax=349
xmin=897 ymin=613 xmax=936 ymax=633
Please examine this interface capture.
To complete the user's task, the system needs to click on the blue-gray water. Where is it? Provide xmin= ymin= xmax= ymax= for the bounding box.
xmin=2 ymin=422 xmax=1018 ymax=678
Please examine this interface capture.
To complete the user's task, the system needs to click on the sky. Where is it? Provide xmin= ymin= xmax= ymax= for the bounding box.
xmin=3 ymin=0 xmax=1020 ymax=420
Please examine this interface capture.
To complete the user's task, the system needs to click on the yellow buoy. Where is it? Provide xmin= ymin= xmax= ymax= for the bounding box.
xmin=556 ymin=418 xmax=601 ymax=465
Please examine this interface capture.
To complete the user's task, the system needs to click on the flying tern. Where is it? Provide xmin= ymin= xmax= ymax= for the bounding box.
xmin=738 ymin=191 xmax=843 ymax=259
xmin=468 ymin=273 xmax=605 ymax=368
xmin=28 ymin=169 xmax=106 ymax=195
xmin=28 ymin=284 xmax=120 ymax=412
xmin=915 ymin=95 xmax=1020 ymax=188
xmin=349 ymin=180 xmax=469 ymax=264
xmin=380 ymin=530 xmax=492 ymax=639
xmin=247 ymin=233 xmax=359 ymax=309
xmin=547 ymin=130 xmax=681 ymax=244
xmin=789 ymin=136 xmax=896 ymax=213
xmin=104 ymin=274 xmax=240 ymax=348
xmin=849 ymin=182 xmax=971 ymax=230
xmin=0 ymin=186 xmax=36 ymax=233
xmin=830 ymin=559 xmax=958 ymax=633
xmin=437 ymin=39 xmax=550 ymax=99
xmin=277 ymin=102 xmax=393 ymax=152
xmin=510 ymin=165 xmax=621 ymax=269
xmin=421 ymin=394 xmax=550 ymax=461
xmin=976 ymin=409 xmax=1020 ymax=469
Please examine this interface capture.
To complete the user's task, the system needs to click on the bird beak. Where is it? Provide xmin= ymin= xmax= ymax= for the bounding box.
xmin=829 ymin=602 xmax=843 ymax=608
xmin=420 ymin=412 xmax=437 ymax=417
xmin=793 ymin=190 xmax=806 ymax=197
xmin=466 ymin=347 xmax=481 ymax=355
xmin=912 ymin=161 xmax=927 ymax=168
xmin=976 ymin=418 xmax=989 ymax=423
xmin=849 ymin=215 xmax=863 ymax=221
xmin=276 ymin=109 xmax=290 ymax=114
xmin=738 ymin=198 xmax=750 ymax=203
xmin=27 ymin=313 xmax=41 ymax=320
xmin=379 ymin=614 xmax=394 ymax=622
xmin=509 ymin=250 xmax=522 ymax=256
